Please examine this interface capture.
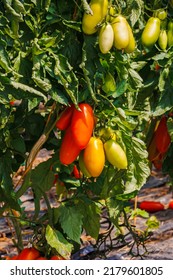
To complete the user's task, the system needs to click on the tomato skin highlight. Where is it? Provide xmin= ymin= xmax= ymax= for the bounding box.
xmin=17 ymin=248 xmax=40 ymax=260
xmin=155 ymin=116 xmax=171 ymax=154
xmin=139 ymin=201 xmax=164 ymax=212
xmin=83 ymin=137 xmax=105 ymax=177
xmin=104 ymin=139 xmax=128 ymax=169
xmin=71 ymin=103 xmax=94 ymax=149
xmin=99 ymin=23 xmax=114 ymax=54
xmin=141 ymin=17 xmax=160 ymax=48
xmin=112 ymin=15 xmax=130 ymax=50
xmin=82 ymin=0 xmax=108 ymax=35
xmin=56 ymin=105 xmax=75 ymax=130
xmin=59 ymin=127 xmax=81 ymax=165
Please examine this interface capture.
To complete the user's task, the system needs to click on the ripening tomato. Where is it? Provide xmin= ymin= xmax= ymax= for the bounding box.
xmin=17 ymin=247 xmax=40 ymax=260
xmin=56 ymin=105 xmax=75 ymax=130
xmin=82 ymin=0 xmax=108 ymax=35
xmin=167 ymin=21 xmax=173 ymax=47
xmin=158 ymin=29 xmax=167 ymax=50
xmin=124 ymin=22 xmax=136 ymax=53
xmin=71 ymin=103 xmax=94 ymax=149
xmin=111 ymin=15 xmax=129 ymax=50
xmin=83 ymin=137 xmax=105 ymax=177
xmin=79 ymin=151 xmax=91 ymax=178
xmin=59 ymin=127 xmax=81 ymax=165
xmin=139 ymin=201 xmax=164 ymax=212
xmin=155 ymin=116 xmax=171 ymax=154
xmin=98 ymin=23 xmax=114 ymax=54
xmin=141 ymin=17 xmax=160 ymax=48
xmin=104 ymin=139 xmax=127 ymax=169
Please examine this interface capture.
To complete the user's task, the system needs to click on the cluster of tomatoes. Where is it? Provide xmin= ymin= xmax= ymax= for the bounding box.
xmin=5 ymin=247 xmax=64 ymax=260
xmin=147 ymin=115 xmax=171 ymax=170
xmin=82 ymin=0 xmax=135 ymax=54
xmin=82 ymin=0 xmax=173 ymax=54
xmin=56 ymin=103 xmax=127 ymax=178
xmin=142 ymin=10 xmax=173 ymax=51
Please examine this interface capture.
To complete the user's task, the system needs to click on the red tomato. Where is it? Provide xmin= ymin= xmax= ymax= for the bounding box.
xmin=36 ymin=256 xmax=47 ymax=260
xmin=139 ymin=201 xmax=164 ymax=212
xmin=72 ymin=165 xmax=81 ymax=179
xmin=59 ymin=127 xmax=81 ymax=165
xmin=56 ymin=105 xmax=75 ymax=130
xmin=155 ymin=116 xmax=171 ymax=154
xmin=50 ymin=255 xmax=65 ymax=260
xmin=168 ymin=200 xmax=173 ymax=209
xmin=17 ymin=247 xmax=40 ymax=260
xmin=71 ymin=103 xmax=94 ymax=149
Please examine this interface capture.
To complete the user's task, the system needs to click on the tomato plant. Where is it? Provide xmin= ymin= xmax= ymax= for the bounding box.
xmin=1 ymin=0 xmax=173 ymax=260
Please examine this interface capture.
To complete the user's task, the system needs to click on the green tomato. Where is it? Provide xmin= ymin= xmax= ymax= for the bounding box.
xmin=158 ymin=29 xmax=167 ymax=50
xmin=156 ymin=10 xmax=167 ymax=20
xmin=79 ymin=151 xmax=91 ymax=178
xmin=104 ymin=139 xmax=127 ymax=169
xmin=141 ymin=17 xmax=160 ymax=48
xmin=167 ymin=21 xmax=173 ymax=47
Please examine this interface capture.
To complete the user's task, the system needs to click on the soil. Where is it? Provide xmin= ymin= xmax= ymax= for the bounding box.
xmin=0 ymin=149 xmax=173 ymax=260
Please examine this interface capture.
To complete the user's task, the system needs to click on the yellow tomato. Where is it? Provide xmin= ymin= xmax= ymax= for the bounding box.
xmin=111 ymin=15 xmax=129 ymax=49
xmin=83 ymin=137 xmax=105 ymax=177
xmin=82 ymin=0 xmax=108 ymax=35
xmin=124 ymin=22 xmax=136 ymax=53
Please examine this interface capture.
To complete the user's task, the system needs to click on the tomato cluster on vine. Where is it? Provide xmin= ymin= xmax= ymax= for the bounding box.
xmin=56 ymin=103 xmax=128 ymax=178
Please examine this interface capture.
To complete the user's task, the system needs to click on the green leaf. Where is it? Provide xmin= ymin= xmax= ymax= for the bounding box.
xmin=124 ymin=136 xmax=150 ymax=195
xmin=124 ymin=0 xmax=144 ymax=27
xmin=45 ymin=225 xmax=73 ymax=259
xmin=31 ymin=158 xmax=55 ymax=199
xmin=58 ymin=203 xmax=83 ymax=243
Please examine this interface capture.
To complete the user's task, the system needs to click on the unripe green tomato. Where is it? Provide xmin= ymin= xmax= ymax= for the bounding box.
xmin=79 ymin=151 xmax=91 ymax=178
xmin=167 ymin=21 xmax=173 ymax=47
xmin=104 ymin=139 xmax=128 ymax=169
xmin=156 ymin=10 xmax=167 ymax=20
xmin=124 ymin=22 xmax=136 ymax=53
xmin=82 ymin=0 xmax=108 ymax=35
xmin=99 ymin=23 xmax=114 ymax=54
xmin=83 ymin=137 xmax=105 ymax=177
xmin=102 ymin=72 xmax=116 ymax=94
xmin=111 ymin=15 xmax=130 ymax=49
xmin=141 ymin=17 xmax=160 ymax=48
xmin=158 ymin=29 xmax=167 ymax=50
